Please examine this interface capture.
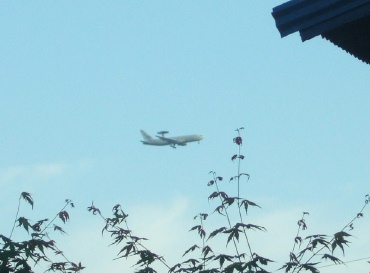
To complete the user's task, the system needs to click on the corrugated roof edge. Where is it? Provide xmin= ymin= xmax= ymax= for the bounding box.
xmin=272 ymin=0 xmax=370 ymax=39
xmin=321 ymin=35 xmax=370 ymax=65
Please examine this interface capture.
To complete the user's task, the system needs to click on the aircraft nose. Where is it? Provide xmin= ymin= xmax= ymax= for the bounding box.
xmin=198 ymin=135 xmax=203 ymax=140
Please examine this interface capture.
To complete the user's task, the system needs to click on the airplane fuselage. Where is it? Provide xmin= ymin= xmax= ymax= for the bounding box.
xmin=140 ymin=130 xmax=203 ymax=147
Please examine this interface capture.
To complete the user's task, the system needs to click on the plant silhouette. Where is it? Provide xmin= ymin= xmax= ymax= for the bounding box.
xmin=1 ymin=193 xmax=84 ymax=273
xmin=2 ymin=129 xmax=369 ymax=272
xmin=89 ymin=128 xmax=369 ymax=273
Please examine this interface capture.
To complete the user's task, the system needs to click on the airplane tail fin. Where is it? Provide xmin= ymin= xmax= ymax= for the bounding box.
xmin=140 ymin=130 xmax=153 ymax=141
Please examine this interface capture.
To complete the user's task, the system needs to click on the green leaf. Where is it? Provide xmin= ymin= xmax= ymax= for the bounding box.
xmin=134 ymin=250 xmax=159 ymax=266
xmin=213 ymin=254 xmax=233 ymax=268
xmin=199 ymin=213 xmax=208 ymax=220
xmin=234 ymin=223 xmax=266 ymax=232
xmin=182 ymin=258 xmax=199 ymax=267
xmin=17 ymin=217 xmax=30 ymax=233
xmin=189 ymin=225 xmax=201 ymax=232
xmin=58 ymin=211 xmax=69 ymax=223
xmin=297 ymin=219 xmax=307 ymax=230
xmin=189 ymin=225 xmax=206 ymax=238
xmin=305 ymin=235 xmax=330 ymax=251
xmin=53 ymin=224 xmax=67 ymax=234
xmin=332 ymin=231 xmax=351 ymax=255
xmin=169 ymin=263 xmax=181 ymax=273
xmin=213 ymin=205 xmax=225 ymax=215
xmin=223 ymin=227 xmax=240 ymax=245
xmin=202 ymin=245 xmax=213 ymax=258
xmin=321 ymin=254 xmax=344 ymax=264
xmin=116 ymin=242 xmax=136 ymax=259
xmin=21 ymin=192 xmax=34 ymax=209
xmin=87 ymin=202 xmax=101 ymax=215
xmin=240 ymin=199 xmax=261 ymax=215
xmin=223 ymin=197 xmax=236 ymax=206
xmin=135 ymin=267 xmax=157 ymax=273
xmin=301 ymin=263 xmax=319 ymax=273
xmin=182 ymin=245 xmax=199 ymax=257
xmin=219 ymin=192 xmax=228 ymax=200
xmin=310 ymin=238 xmax=330 ymax=250
xmin=278 ymin=262 xmax=298 ymax=272
xmin=207 ymin=227 xmax=227 ymax=241
xmin=223 ymin=262 xmax=244 ymax=273
xmin=66 ymin=261 xmax=85 ymax=271
xmin=208 ymin=192 xmax=219 ymax=200
xmin=253 ymin=253 xmax=274 ymax=265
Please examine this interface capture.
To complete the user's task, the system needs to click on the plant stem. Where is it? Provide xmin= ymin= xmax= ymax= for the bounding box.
xmin=9 ymin=195 xmax=22 ymax=238
xmin=235 ymin=134 xmax=254 ymax=259
xmin=213 ymin=175 xmax=241 ymax=261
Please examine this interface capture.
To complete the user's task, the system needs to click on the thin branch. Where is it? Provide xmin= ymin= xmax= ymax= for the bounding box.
xmin=9 ymin=194 xmax=22 ymax=238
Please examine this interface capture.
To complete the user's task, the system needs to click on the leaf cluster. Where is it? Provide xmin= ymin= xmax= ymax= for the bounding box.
xmin=170 ymin=130 xmax=272 ymax=273
xmin=281 ymin=193 xmax=370 ymax=273
xmin=88 ymin=202 xmax=167 ymax=272
xmin=0 ymin=193 xmax=82 ymax=273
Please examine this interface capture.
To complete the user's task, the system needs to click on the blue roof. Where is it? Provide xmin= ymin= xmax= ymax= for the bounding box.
xmin=272 ymin=0 xmax=370 ymax=64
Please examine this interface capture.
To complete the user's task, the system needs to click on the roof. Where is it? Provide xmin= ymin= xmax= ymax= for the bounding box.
xmin=272 ymin=0 xmax=370 ymax=64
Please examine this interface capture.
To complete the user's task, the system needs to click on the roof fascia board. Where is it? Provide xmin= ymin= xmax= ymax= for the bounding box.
xmin=272 ymin=0 xmax=370 ymax=37
xmin=299 ymin=3 xmax=370 ymax=40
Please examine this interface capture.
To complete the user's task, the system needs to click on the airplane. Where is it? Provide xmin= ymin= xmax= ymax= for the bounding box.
xmin=140 ymin=130 xmax=203 ymax=148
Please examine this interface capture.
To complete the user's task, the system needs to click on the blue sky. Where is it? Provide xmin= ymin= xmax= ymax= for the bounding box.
xmin=1 ymin=1 xmax=370 ymax=272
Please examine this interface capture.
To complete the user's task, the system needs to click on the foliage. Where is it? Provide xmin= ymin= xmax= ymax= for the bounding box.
xmin=0 ymin=193 xmax=84 ymax=273
xmin=86 ymin=202 xmax=169 ymax=273
xmin=2 ymin=129 xmax=369 ymax=273
xmin=88 ymin=128 xmax=369 ymax=273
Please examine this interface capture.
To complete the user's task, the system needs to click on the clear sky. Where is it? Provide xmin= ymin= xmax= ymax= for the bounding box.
xmin=1 ymin=1 xmax=369 ymax=272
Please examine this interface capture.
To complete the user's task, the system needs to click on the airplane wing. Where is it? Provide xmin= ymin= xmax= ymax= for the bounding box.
xmin=156 ymin=135 xmax=186 ymax=145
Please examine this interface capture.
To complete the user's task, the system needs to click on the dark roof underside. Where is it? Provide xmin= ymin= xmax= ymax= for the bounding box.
xmin=272 ymin=0 xmax=370 ymax=64
xmin=322 ymin=14 xmax=370 ymax=64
